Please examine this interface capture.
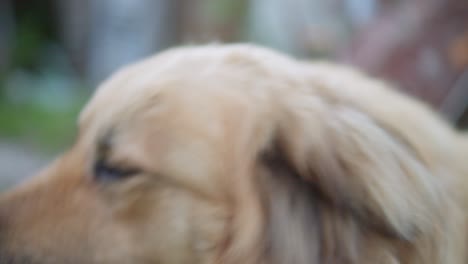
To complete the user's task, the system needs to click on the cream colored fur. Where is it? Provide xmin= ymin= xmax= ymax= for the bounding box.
xmin=0 ymin=44 xmax=467 ymax=264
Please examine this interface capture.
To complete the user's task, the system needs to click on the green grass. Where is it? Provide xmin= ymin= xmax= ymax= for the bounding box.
xmin=0 ymin=96 xmax=88 ymax=153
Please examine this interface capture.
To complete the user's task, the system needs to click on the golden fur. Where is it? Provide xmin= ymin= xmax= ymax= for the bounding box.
xmin=1 ymin=44 xmax=468 ymax=263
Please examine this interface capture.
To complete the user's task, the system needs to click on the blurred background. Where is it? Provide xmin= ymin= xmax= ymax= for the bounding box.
xmin=0 ymin=0 xmax=467 ymax=187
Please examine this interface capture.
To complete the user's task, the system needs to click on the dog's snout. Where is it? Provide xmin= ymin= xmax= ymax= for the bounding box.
xmin=0 ymin=201 xmax=10 ymax=263
xmin=0 ymin=193 xmax=48 ymax=264
xmin=0 ymin=197 xmax=8 ymax=234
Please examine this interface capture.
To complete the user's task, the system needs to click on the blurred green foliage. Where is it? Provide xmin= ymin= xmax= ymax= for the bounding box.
xmin=0 ymin=91 xmax=87 ymax=153
xmin=10 ymin=0 xmax=56 ymax=70
xmin=11 ymin=16 xmax=46 ymax=69
xmin=203 ymin=0 xmax=247 ymax=25
xmin=0 ymin=0 xmax=83 ymax=152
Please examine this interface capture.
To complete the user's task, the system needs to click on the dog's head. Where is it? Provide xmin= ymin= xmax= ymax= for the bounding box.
xmin=0 ymin=44 xmax=462 ymax=263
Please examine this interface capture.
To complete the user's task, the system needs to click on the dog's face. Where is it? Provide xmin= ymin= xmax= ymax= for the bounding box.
xmin=0 ymin=45 xmax=465 ymax=264
xmin=0 ymin=47 xmax=247 ymax=263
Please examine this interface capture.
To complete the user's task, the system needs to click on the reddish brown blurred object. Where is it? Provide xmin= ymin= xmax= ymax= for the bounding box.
xmin=340 ymin=0 xmax=468 ymax=126
xmin=3 ymin=0 xmax=467 ymax=126
xmin=449 ymin=30 xmax=468 ymax=71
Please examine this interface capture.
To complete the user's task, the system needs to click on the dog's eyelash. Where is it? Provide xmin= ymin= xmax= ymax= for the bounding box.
xmin=93 ymin=160 xmax=140 ymax=182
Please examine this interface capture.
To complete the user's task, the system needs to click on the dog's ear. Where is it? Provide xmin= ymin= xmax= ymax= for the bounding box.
xmin=257 ymin=95 xmax=445 ymax=262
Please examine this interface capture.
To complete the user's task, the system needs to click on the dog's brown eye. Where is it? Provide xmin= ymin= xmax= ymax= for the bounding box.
xmin=93 ymin=160 xmax=140 ymax=183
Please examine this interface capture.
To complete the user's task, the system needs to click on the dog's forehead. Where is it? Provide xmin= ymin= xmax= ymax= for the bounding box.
xmin=77 ymin=44 xmax=290 ymax=151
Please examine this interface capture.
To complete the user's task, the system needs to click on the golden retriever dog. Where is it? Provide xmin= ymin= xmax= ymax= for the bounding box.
xmin=1 ymin=44 xmax=468 ymax=264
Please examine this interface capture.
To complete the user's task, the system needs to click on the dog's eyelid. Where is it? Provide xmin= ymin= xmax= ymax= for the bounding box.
xmin=92 ymin=159 xmax=141 ymax=183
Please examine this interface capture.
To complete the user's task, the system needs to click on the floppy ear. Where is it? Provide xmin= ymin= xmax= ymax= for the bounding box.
xmin=257 ymin=95 xmax=446 ymax=262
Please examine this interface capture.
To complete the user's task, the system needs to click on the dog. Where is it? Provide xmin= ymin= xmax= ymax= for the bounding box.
xmin=1 ymin=44 xmax=468 ymax=264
